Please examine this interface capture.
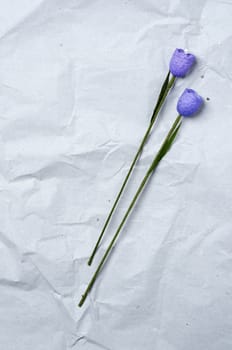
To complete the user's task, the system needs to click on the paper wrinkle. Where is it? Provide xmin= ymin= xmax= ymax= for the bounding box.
xmin=0 ymin=1 xmax=45 ymax=41
xmin=0 ymin=0 xmax=232 ymax=349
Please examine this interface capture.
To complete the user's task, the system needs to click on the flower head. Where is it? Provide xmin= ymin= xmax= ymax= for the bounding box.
xmin=177 ymin=89 xmax=203 ymax=117
xmin=169 ymin=49 xmax=196 ymax=77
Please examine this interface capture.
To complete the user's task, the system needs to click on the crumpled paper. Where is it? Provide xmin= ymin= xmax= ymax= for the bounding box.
xmin=0 ymin=0 xmax=232 ymax=349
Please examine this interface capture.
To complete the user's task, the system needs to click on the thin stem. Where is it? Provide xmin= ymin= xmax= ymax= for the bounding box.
xmin=87 ymin=73 xmax=176 ymax=266
xmin=79 ymin=115 xmax=182 ymax=307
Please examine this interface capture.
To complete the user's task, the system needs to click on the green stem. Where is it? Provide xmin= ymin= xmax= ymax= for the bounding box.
xmin=79 ymin=115 xmax=182 ymax=307
xmin=87 ymin=73 xmax=176 ymax=266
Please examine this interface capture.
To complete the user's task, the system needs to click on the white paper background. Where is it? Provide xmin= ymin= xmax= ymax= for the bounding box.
xmin=0 ymin=1 xmax=232 ymax=349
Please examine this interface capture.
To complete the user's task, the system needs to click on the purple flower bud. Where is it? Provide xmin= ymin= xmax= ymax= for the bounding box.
xmin=169 ymin=49 xmax=196 ymax=77
xmin=177 ymin=89 xmax=204 ymax=117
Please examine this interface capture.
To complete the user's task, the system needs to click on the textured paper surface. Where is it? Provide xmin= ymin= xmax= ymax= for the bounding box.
xmin=0 ymin=1 xmax=232 ymax=349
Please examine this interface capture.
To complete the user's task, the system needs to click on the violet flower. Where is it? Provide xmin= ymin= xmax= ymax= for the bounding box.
xmin=177 ymin=88 xmax=204 ymax=117
xmin=87 ymin=49 xmax=197 ymax=268
xmin=169 ymin=49 xmax=196 ymax=77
